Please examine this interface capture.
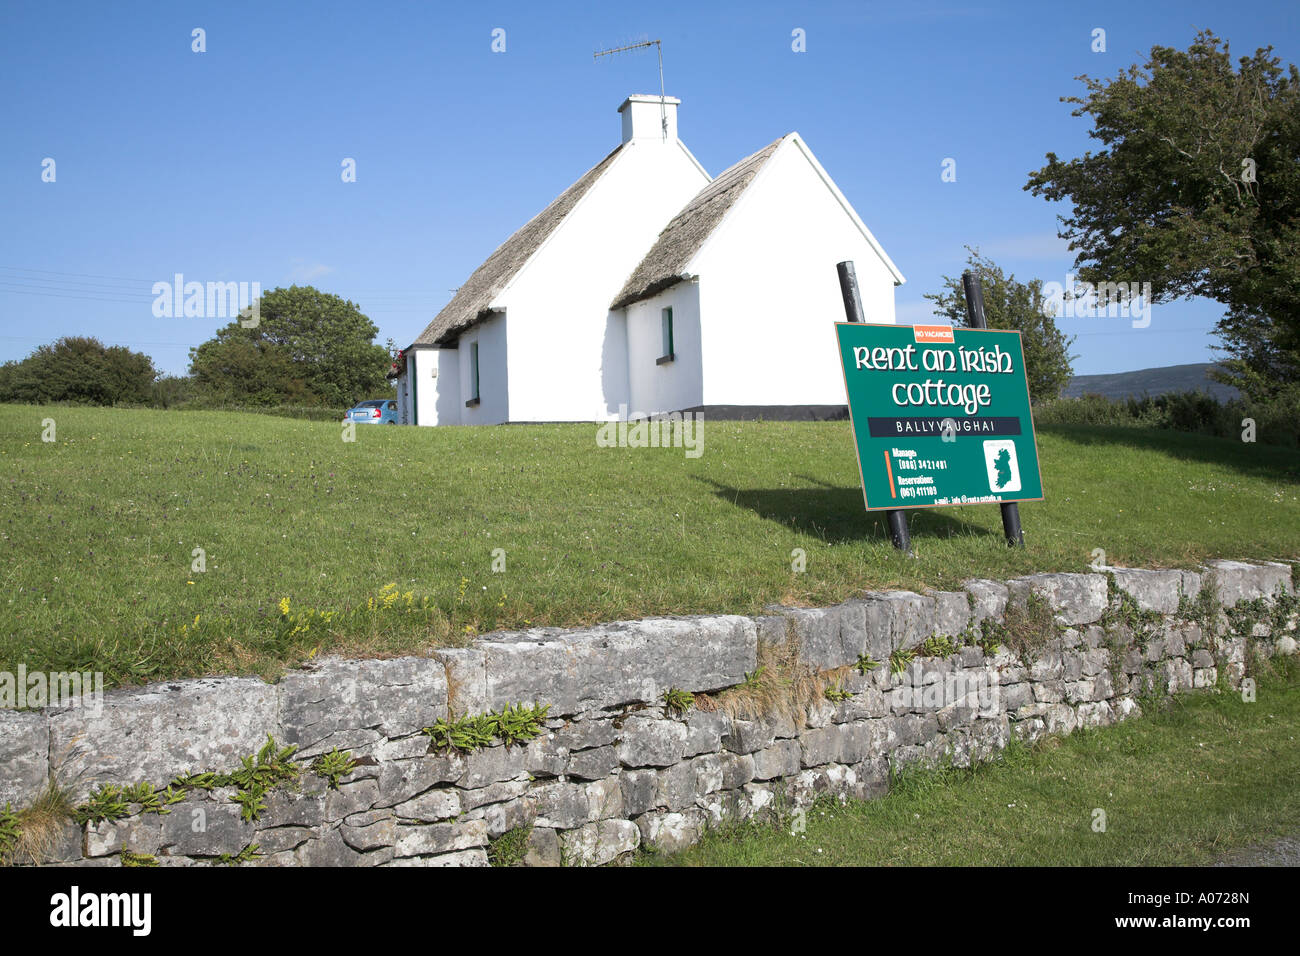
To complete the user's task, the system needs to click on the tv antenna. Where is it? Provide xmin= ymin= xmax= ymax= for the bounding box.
xmin=593 ymin=37 xmax=668 ymax=140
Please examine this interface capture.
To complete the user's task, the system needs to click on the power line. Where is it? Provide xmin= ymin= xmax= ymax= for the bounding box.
xmin=0 ymin=265 xmax=154 ymax=284
xmin=0 ymin=334 xmax=200 ymax=348
xmin=0 ymin=268 xmax=444 ymax=305
xmin=0 ymin=274 xmax=153 ymax=294
xmin=0 ymin=284 xmax=155 ymax=304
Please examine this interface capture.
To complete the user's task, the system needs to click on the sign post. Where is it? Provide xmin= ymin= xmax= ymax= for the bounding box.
xmin=962 ymin=271 xmax=1025 ymax=546
xmin=836 ymin=261 xmax=913 ymax=555
xmin=833 ymin=273 xmax=1044 ymax=540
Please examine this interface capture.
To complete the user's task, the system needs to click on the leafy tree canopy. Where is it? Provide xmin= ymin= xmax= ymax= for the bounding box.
xmin=924 ymin=249 xmax=1077 ymax=402
xmin=189 ymin=286 xmax=391 ymax=408
xmin=0 ymin=336 xmax=156 ymax=406
xmin=1025 ymin=30 xmax=1300 ymax=399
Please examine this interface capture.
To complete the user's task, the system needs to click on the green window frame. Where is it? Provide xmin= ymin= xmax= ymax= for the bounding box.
xmin=658 ymin=307 xmax=675 ymax=365
xmin=466 ymin=342 xmax=481 ymax=407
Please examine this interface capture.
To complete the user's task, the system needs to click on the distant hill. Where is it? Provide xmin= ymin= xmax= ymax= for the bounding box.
xmin=1064 ymin=363 xmax=1240 ymax=403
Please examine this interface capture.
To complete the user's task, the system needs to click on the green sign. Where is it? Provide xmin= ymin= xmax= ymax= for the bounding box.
xmin=835 ymin=322 xmax=1044 ymax=512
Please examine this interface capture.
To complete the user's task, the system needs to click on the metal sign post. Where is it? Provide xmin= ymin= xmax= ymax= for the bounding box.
xmin=837 ymin=260 xmax=913 ymax=556
xmin=962 ymin=271 xmax=1026 ymax=547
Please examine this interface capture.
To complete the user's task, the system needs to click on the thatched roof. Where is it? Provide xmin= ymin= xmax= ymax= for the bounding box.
xmin=610 ymin=136 xmax=784 ymax=310
xmin=410 ymin=144 xmax=626 ymax=347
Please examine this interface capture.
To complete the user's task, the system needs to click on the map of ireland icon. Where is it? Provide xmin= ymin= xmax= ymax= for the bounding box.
xmin=983 ymin=440 xmax=1022 ymax=493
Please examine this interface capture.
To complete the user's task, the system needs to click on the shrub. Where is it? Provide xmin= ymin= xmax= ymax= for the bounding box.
xmin=1035 ymin=390 xmax=1297 ymax=448
xmin=0 ymin=337 xmax=155 ymax=406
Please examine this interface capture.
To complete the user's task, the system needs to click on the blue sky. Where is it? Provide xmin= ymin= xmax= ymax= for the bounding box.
xmin=1 ymin=0 xmax=1295 ymax=377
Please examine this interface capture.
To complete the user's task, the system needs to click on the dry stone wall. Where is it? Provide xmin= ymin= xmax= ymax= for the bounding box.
xmin=1 ymin=559 xmax=1295 ymax=867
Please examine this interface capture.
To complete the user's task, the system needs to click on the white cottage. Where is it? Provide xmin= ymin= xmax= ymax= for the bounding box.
xmin=393 ymin=95 xmax=903 ymax=425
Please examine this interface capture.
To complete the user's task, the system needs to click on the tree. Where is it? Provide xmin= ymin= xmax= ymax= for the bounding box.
xmin=188 ymin=286 xmax=390 ymax=407
xmin=1024 ymin=30 xmax=1300 ymax=401
xmin=149 ymin=374 xmax=195 ymax=409
xmin=189 ymin=338 xmax=314 ymax=406
xmin=0 ymin=336 xmax=156 ymax=405
xmin=924 ymin=249 xmax=1077 ymax=402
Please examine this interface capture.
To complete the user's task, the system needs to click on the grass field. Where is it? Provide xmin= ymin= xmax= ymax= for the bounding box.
xmin=2 ymin=403 xmax=1297 ymax=687
xmin=650 ymin=660 xmax=1300 ymax=867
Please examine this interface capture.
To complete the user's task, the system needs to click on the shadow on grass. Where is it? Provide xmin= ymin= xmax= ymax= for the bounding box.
xmin=696 ymin=475 xmax=1001 ymax=545
xmin=1039 ymin=424 xmax=1300 ymax=483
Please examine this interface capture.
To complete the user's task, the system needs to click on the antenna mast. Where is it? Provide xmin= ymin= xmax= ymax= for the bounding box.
xmin=593 ymin=38 xmax=667 ymax=140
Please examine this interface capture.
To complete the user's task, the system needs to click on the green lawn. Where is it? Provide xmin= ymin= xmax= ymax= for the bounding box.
xmin=652 ymin=661 xmax=1300 ymax=866
xmin=1 ymin=404 xmax=1297 ymax=687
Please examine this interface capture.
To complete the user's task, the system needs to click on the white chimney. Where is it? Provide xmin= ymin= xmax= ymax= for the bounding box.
xmin=618 ymin=94 xmax=679 ymax=144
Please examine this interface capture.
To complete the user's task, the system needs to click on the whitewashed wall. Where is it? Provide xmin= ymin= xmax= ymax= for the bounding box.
xmin=690 ymin=136 xmax=901 ymax=408
xmin=407 ymin=349 xmax=444 ymax=427
xmin=626 ymin=281 xmax=703 ymax=415
xmin=395 ymin=366 xmax=411 ymax=425
xmin=404 ymin=318 xmax=507 ymax=427
xmin=501 ymin=137 xmax=710 ymax=422
xmin=457 ymin=313 xmax=509 ymax=425
xmin=431 ymin=348 xmax=460 ymax=425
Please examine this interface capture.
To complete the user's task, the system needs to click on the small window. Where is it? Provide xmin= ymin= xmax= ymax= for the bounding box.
xmin=466 ymin=342 xmax=481 ymax=407
xmin=658 ymin=307 xmax=675 ymax=365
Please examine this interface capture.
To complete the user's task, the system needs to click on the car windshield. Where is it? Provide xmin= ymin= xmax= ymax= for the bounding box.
xmin=358 ymin=401 xmax=384 ymax=407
